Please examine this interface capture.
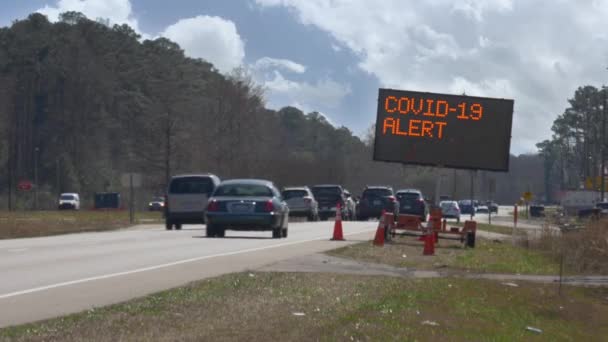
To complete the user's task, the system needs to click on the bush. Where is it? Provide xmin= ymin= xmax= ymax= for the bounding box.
xmin=532 ymin=221 xmax=608 ymax=274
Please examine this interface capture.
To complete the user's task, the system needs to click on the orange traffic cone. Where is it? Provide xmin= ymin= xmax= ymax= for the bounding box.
xmin=373 ymin=210 xmax=386 ymax=246
xmin=423 ymin=231 xmax=435 ymax=256
xmin=331 ymin=202 xmax=345 ymax=241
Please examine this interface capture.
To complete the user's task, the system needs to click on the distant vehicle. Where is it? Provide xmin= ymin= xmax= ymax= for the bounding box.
xmin=439 ymin=195 xmax=451 ymax=202
xmin=282 ymin=187 xmax=319 ymax=221
xmin=458 ymin=200 xmax=476 ymax=216
xmin=311 ymin=185 xmax=349 ymax=221
xmin=396 ymin=189 xmax=428 ymax=222
xmin=165 ymin=174 xmax=221 ymax=230
xmin=343 ymin=189 xmax=357 ymax=220
xmin=560 ymin=190 xmax=601 ymax=216
xmin=476 ymin=205 xmax=489 ymax=214
xmin=596 ymin=202 xmax=608 ymax=214
xmin=486 ymin=201 xmax=499 ymax=214
xmin=58 ymin=193 xmax=80 ymax=210
xmin=205 ymin=179 xmax=289 ymax=238
xmin=94 ymin=192 xmax=120 ymax=209
xmin=439 ymin=200 xmax=460 ymax=222
xmin=357 ymin=186 xmax=399 ymax=220
xmin=148 ymin=196 xmax=165 ymax=211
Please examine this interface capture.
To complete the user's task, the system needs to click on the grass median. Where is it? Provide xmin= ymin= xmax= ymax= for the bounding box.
xmin=0 ymin=211 xmax=163 ymax=239
xmin=1 ymin=272 xmax=606 ymax=341
xmin=327 ymin=236 xmax=559 ymax=275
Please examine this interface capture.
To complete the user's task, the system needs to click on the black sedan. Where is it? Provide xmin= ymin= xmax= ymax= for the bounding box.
xmin=205 ymin=179 xmax=289 ymax=238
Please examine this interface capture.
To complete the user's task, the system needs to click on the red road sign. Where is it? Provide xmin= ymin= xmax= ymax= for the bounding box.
xmin=18 ymin=180 xmax=33 ymax=191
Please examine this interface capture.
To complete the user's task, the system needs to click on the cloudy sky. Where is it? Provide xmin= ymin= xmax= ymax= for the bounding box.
xmin=3 ymin=0 xmax=608 ymax=155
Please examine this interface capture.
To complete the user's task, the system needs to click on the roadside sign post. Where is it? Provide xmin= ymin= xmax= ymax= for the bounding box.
xmin=488 ymin=179 xmax=496 ymax=225
xmin=512 ymin=204 xmax=518 ymax=245
xmin=523 ymin=191 xmax=533 ymax=219
xmin=121 ymin=173 xmax=142 ymax=225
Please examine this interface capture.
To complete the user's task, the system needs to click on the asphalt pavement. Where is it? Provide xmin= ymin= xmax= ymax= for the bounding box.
xmin=0 ymin=221 xmax=377 ymax=328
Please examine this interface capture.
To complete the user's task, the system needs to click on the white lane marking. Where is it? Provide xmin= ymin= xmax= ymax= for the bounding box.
xmin=7 ymin=248 xmax=28 ymax=253
xmin=0 ymin=228 xmax=375 ymax=299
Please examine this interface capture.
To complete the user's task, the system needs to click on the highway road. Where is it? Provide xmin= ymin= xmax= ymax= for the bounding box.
xmin=0 ymin=221 xmax=377 ymax=328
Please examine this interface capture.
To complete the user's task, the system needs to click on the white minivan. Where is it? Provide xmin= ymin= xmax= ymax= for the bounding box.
xmin=165 ymin=174 xmax=221 ymax=230
xmin=58 ymin=193 xmax=80 ymax=210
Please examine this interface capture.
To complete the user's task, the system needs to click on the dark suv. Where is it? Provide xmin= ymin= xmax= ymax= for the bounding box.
xmin=311 ymin=185 xmax=349 ymax=221
xmin=356 ymin=186 xmax=399 ymax=220
xmin=396 ymin=189 xmax=429 ymax=222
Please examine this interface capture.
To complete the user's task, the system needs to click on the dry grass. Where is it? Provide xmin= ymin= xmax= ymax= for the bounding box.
xmin=0 ymin=211 xmax=163 ymax=239
xmin=1 ymin=273 xmax=607 ymax=341
xmin=531 ymin=220 xmax=608 ymax=275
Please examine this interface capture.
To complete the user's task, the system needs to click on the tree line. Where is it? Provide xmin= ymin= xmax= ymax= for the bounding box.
xmin=0 ymin=12 xmax=542 ymax=209
xmin=537 ymin=85 xmax=608 ymax=202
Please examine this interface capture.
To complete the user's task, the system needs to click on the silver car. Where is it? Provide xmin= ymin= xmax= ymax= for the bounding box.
xmin=282 ymin=187 xmax=319 ymax=221
xmin=440 ymin=200 xmax=461 ymax=222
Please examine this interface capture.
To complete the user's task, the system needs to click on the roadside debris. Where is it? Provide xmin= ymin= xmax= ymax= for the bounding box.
xmin=422 ymin=320 xmax=439 ymax=326
xmin=502 ymin=282 xmax=519 ymax=287
xmin=525 ymin=326 xmax=543 ymax=334
xmin=248 ymin=273 xmax=255 ymax=278
xmin=402 ymin=254 xmax=407 ymax=258
xmin=292 ymin=312 xmax=306 ymax=316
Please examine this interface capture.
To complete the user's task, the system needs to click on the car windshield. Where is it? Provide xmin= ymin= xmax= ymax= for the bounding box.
xmin=60 ymin=195 xmax=75 ymax=200
xmin=363 ymin=189 xmax=392 ymax=198
xmin=440 ymin=201 xmax=456 ymax=209
xmin=597 ymin=203 xmax=608 ymax=209
xmin=312 ymin=187 xmax=341 ymax=196
xmin=214 ymin=184 xmax=273 ymax=197
xmin=397 ymin=192 xmax=420 ymax=201
xmin=282 ymin=190 xmax=308 ymax=200
xmin=152 ymin=197 xmax=164 ymax=202
xmin=169 ymin=177 xmax=214 ymax=194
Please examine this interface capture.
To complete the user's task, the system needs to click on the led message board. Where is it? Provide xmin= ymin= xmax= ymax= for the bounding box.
xmin=373 ymin=88 xmax=514 ymax=171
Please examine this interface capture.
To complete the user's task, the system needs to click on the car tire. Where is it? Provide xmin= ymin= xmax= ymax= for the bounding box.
xmin=206 ymin=224 xmax=215 ymax=237
xmin=216 ymin=227 xmax=225 ymax=238
xmin=307 ymin=213 xmax=316 ymax=222
xmin=165 ymin=220 xmax=173 ymax=230
xmin=457 ymin=217 xmax=460 ymax=223
xmin=272 ymin=227 xmax=282 ymax=239
xmin=466 ymin=232 xmax=476 ymax=248
xmin=175 ymin=223 xmax=182 ymax=230
xmin=320 ymin=215 xmax=328 ymax=221
xmin=282 ymin=227 xmax=288 ymax=238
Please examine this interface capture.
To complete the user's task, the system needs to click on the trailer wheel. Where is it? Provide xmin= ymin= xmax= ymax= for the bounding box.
xmin=466 ymin=232 xmax=476 ymax=248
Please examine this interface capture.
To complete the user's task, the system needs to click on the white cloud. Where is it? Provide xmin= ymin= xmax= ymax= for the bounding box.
xmin=254 ymin=0 xmax=608 ymax=154
xmin=262 ymin=70 xmax=351 ymax=110
xmin=161 ymin=15 xmax=245 ymax=73
xmin=253 ymin=57 xmax=306 ymax=73
xmin=38 ymin=0 xmax=144 ymax=35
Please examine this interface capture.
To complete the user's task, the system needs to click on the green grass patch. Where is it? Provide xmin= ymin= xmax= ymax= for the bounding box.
xmin=0 ymin=210 xmax=163 ymax=239
xmin=452 ymin=238 xmax=559 ymax=274
xmin=328 ymin=236 xmax=559 ymax=275
xmin=1 ymin=273 xmax=606 ymax=341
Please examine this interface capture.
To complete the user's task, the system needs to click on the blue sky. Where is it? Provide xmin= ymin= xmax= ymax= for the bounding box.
xmin=3 ymin=0 xmax=608 ymax=155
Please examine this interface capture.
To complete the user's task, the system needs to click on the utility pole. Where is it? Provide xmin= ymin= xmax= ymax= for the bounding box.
xmin=470 ymin=170 xmax=475 ymax=220
xmin=602 ymin=85 xmax=607 ymax=202
xmin=34 ymin=147 xmax=39 ymax=211
xmin=56 ymin=158 xmax=61 ymax=198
